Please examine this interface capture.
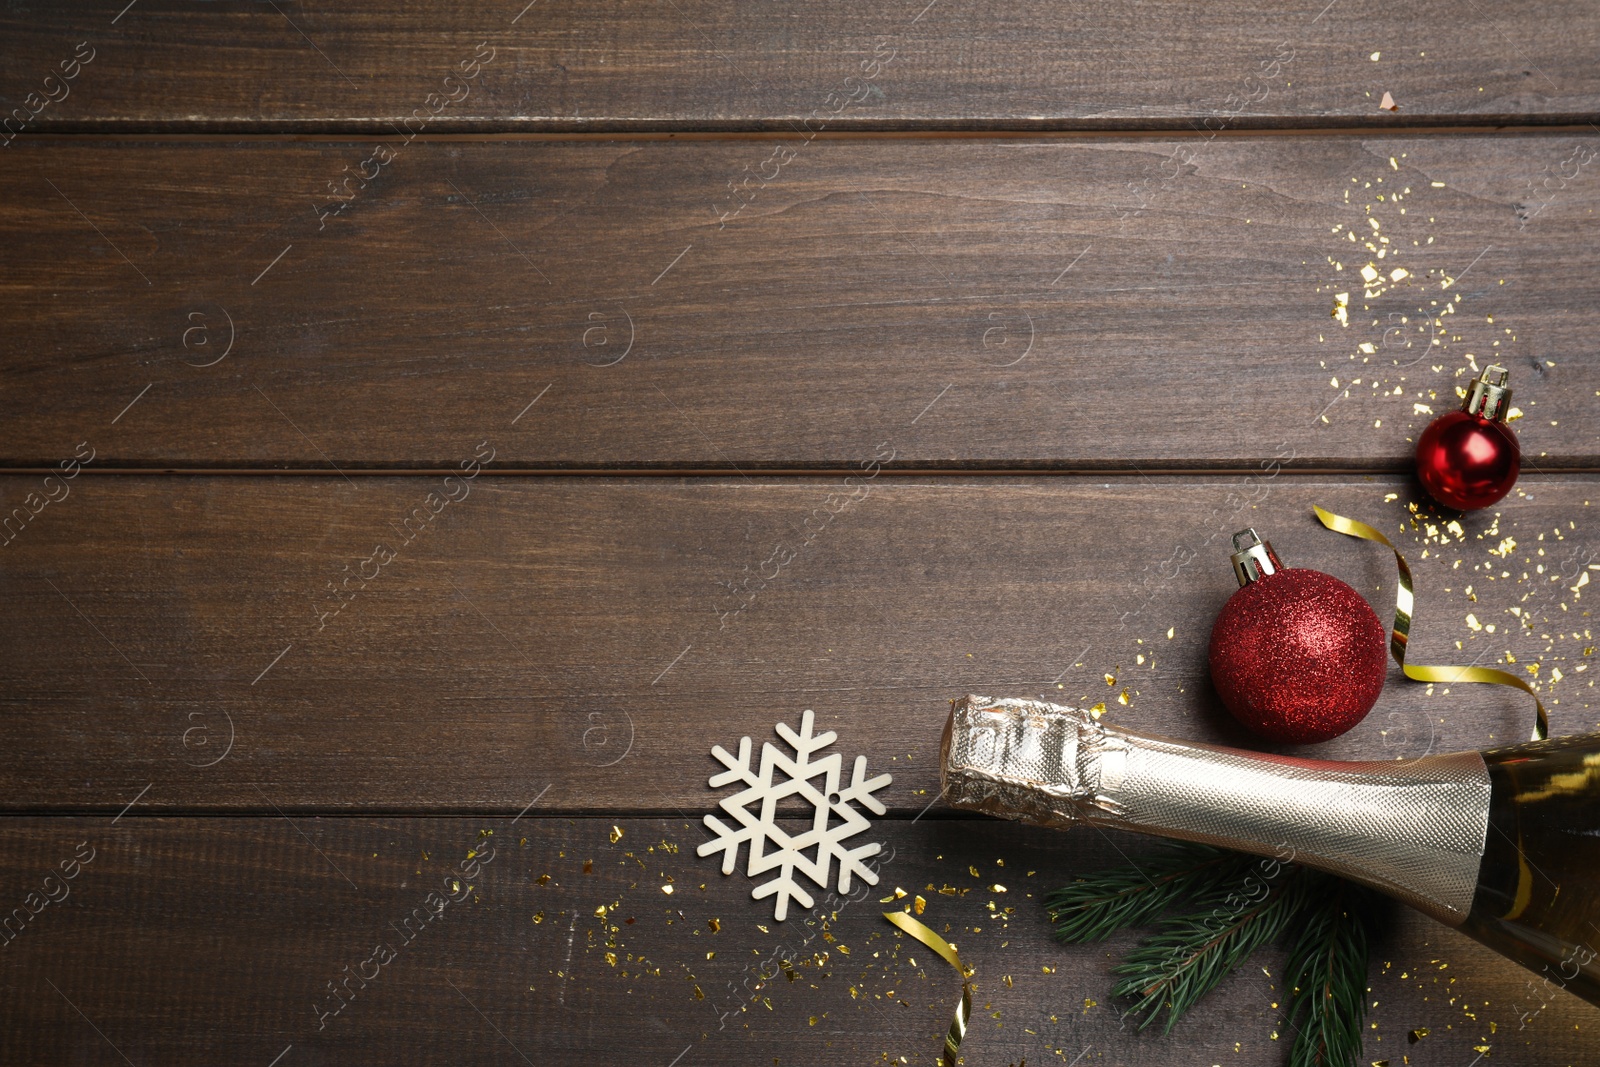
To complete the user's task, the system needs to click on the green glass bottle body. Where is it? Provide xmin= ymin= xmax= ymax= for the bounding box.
xmin=1461 ymin=734 xmax=1600 ymax=1007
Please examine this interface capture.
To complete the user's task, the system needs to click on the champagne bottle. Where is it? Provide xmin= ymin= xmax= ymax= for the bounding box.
xmin=940 ymin=694 xmax=1600 ymax=1007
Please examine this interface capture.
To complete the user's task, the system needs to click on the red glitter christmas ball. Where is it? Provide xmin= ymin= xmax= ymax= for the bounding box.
xmin=1208 ymin=532 xmax=1388 ymax=744
xmin=1415 ymin=363 xmax=1520 ymax=511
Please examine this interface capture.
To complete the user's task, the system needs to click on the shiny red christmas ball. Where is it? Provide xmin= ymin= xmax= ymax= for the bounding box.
xmin=1416 ymin=364 xmax=1520 ymax=511
xmin=1209 ymin=535 xmax=1388 ymax=744
xmin=1416 ymin=410 xmax=1519 ymax=511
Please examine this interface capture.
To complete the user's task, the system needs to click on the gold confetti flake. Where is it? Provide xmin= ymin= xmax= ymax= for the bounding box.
xmin=969 ymin=866 xmax=981 ymax=878
xmin=610 ymin=826 xmax=624 ymax=844
xmin=1379 ymin=91 xmax=1400 ymax=111
xmin=1332 ymin=292 xmax=1350 ymax=326
xmin=1166 ymin=626 xmax=1175 ymax=639
xmin=1088 ymin=702 xmax=1107 ymax=719
xmin=1409 ymin=1028 xmax=1430 ymax=1042
xmin=532 ymin=911 xmax=545 ymax=924
xmin=605 ymin=951 xmax=618 ymax=967
xmin=913 ymin=895 xmax=927 ymax=915
xmin=694 ymin=985 xmax=705 ymax=1000
xmin=1002 ymin=975 xmax=1014 ymax=988
xmin=708 ymin=918 xmax=721 ymax=933
xmin=536 ymin=874 xmax=551 ymax=886
xmin=595 ymin=904 xmax=609 ymax=918
xmin=1103 ymin=672 xmax=1116 ymax=686
xmin=662 ymin=884 xmax=674 ymax=895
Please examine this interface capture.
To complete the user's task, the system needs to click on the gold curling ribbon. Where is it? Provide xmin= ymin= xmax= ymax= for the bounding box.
xmin=884 ymin=910 xmax=972 ymax=1066
xmin=1313 ymin=505 xmax=1548 ymax=742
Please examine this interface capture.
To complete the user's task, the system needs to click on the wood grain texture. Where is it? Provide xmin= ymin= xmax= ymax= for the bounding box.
xmin=2 ymin=134 xmax=1597 ymax=470
xmin=2 ymin=473 xmax=1594 ymax=812
xmin=0 ymin=816 xmax=1591 ymax=1066
xmin=3 ymin=0 xmax=1600 ymax=132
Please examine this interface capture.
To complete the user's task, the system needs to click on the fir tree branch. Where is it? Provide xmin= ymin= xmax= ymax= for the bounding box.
xmin=1284 ymin=875 xmax=1376 ymax=1067
xmin=1045 ymin=843 xmax=1263 ymax=943
xmin=1111 ymin=857 xmax=1314 ymax=1034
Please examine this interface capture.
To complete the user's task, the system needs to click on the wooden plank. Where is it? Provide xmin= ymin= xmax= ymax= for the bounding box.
xmin=4 ymin=2 xmax=1600 ymax=132
xmin=0 ymin=815 xmax=1585 ymax=1065
xmin=2 ymin=133 xmax=1597 ymax=470
xmin=2 ymin=473 xmax=1593 ymax=812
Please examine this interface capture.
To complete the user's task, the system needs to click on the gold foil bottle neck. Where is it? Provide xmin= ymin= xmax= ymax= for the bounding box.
xmin=940 ymin=695 xmax=1492 ymax=924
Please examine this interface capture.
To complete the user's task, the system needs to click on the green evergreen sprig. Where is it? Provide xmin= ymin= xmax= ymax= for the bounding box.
xmin=1046 ymin=842 xmax=1378 ymax=1067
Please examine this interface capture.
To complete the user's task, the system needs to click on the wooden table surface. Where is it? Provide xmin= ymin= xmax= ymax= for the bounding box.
xmin=3 ymin=3 xmax=1598 ymax=1064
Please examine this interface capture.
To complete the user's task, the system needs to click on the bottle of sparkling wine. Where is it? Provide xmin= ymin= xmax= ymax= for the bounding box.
xmin=941 ymin=695 xmax=1600 ymax=1006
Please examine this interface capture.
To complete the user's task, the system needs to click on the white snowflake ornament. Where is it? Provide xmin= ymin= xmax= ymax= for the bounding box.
xmin=697 ymin=710 xmax=892 ymax=921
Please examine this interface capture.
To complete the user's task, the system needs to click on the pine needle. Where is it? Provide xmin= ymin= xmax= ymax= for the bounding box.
xmin=1045 ymin=842 xmax=1262 ymax=942
xmin=1284 ymin=875 xmax=1375 ymax=1067
xmin=1112 ymin=859 xmax=1313 ymax=1033
xmin=1046 ymin=844 xmax=1377 ymax=1064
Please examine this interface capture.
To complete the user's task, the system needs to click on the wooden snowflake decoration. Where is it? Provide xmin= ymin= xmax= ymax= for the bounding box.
xmin=696 ymin=710 xmax=892 ymax=920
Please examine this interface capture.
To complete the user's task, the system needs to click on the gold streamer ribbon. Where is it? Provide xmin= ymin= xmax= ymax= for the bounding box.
xmin=884 ymin=910 xmax=972 ymax=1066
xmin=1313 ymin=505 xmax=1548 ymax=742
